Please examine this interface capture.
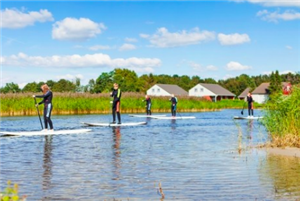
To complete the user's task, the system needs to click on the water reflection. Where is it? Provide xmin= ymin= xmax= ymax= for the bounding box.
xmin=42 ymin=136 xmax=53 ymax=200
xmin=171 ymin=119 xmax=176 ymax=130
xmin=247 ymin=119 xmax=254 ymax=140
xmin=260 ymin=154 xmax=300 ymax=200
xmin=112 ymin=127 xmax=121 ymax=181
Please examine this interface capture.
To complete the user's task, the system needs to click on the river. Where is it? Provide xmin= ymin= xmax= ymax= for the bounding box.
xmin=1 ymin=109 xmax=299 ymax=200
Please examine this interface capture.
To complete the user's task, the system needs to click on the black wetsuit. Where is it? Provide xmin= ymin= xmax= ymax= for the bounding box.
xmin=170 ymin=97 xmax=178 ymax=117
xmin=144 ymin=97 xmax=152 ymax=115
xmin=247 ymin=95 xmax=254 ymax=116
xmin=36 ymin=90 xmax=53 ymax=129
xmin=111 ymin=88 xmax=122 ymax=123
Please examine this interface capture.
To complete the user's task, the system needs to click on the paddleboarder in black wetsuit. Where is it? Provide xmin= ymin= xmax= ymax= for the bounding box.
xmin=110 ymin=83 xmax=122 ymax=124
xmin=170 ymin=94 xmax=178 ymax=117
xmin=247 ymin=92 xmax=254 ymax=117
xmin=143 ymin=95 xmax=152 ymax=115
xmin=33 ymin=84 xmax=54 ymax=131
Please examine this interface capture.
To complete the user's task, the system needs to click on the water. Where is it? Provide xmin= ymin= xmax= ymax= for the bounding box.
xmin=1 ymin=109 xmax=300 ymax=200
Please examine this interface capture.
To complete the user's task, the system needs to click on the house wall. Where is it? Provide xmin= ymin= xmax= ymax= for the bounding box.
xmin=252 ymin=94 xmax=269 ymax=104
xmin=188 ymin=84 xmax=215 ymax=97
xmin=146 ymin=85 xmax=171 ymax=96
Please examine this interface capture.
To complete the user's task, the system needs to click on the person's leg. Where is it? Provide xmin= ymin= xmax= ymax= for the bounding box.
xmin=43 ymin=107 xmax=48 ymax=129
xmin=251 ymin=109 xmax=254 ymax=116
xmin=112 ymin=103 xmax=116 ymax=123
xmin=116 ymin=101 xmax=121 ymax=124
xmin=174 ymin=105 xmax=176 ymax=116
xmin=248 ymin=104 xmax=251 ymax=116
xmin=46 ymin=104 xmax=53 ymax=130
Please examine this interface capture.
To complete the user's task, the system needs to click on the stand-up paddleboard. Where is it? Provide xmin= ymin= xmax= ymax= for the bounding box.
xmin=0 ymin=129 xmax=92 ymax=136
xmin=151 ymin=116 xmax=196 ymax=120
xmin=128 ymin=114 xmax=166 ymax=118
xmin=82 ymin=122 xmax=147 ymax=127
xmin=233 ymin=116 xmax=263 ymax=120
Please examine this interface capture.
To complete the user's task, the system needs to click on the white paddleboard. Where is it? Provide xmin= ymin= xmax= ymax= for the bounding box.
xmin=0 ymin=129 xmax=92 ymax=136
xmin=233 ymin=116 xmax=263 ymax=120
xmin=128 ymin=114 xmax=166 ymax=118
xmin=82 ymin=122 xmax=147 ymax=127
xmin=151 ymin=116 xmax=196 ymax=120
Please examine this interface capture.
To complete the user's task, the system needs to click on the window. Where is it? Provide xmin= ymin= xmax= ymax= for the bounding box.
xmin=200 ymin=88 xmax=204 ymax=92
xmin=152 ymin=89 xmax=155 ymax=93
xmin=194 ymin=88 xmax=198 ymax=92
xmin=157 ymin=88 xmax=160 ymax=93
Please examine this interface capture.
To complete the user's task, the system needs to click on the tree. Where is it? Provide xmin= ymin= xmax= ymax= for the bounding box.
xmin=203 ymin=78 xmax=217 ymax=84
xmin=52 ymin=79 xmax=76 ymax=92
xmin=94 ymin=71 xmax=114 ymax=93
xmin=269 ymin=70 xmax=282 ymax=94
xmin=87 ymin=79 xmax=96 ymax=93
xmin=112 ymin=68 xmax=138 ymax=92
xmin=22 ymin=82 xmax=40 ymax=92
xmin=178 ymin=75 xmax=191 ymax=91
xmin=137 ymin=73 xmax=157 ymax=93
xmin=0 ymin=82 xmax=21 ymax=93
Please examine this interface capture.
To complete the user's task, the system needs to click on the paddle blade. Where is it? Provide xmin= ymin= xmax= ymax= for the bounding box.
xmin=241 ymin=111 xmax=243 ymax=115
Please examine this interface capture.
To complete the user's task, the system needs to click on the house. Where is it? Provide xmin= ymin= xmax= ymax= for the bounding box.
xmin=147 ymin=84 xmax=188 ymax=96
xmin=238 ymin=87 xmax=251 ymax=101
xmin=189 ymin=83 xmax=235 ymax=102
xmin=252 ymin=82 xmax=291 ymax=103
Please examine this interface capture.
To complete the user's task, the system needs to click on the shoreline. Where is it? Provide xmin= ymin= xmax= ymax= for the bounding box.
xmin=265 ymin=147 xmax=300 ymax=158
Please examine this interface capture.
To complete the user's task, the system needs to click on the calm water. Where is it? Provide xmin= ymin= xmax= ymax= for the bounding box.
xmin=1 ymin=109 xmax=300 ymax=201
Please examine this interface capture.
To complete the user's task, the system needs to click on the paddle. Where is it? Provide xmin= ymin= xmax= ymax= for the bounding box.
xmin=34 ymin=97 xmax=44 ymax=129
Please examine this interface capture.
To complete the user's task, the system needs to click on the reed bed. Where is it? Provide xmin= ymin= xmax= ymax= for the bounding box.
xmin=263 ymin=86 xmax=300 ymax=147
xmin=0 ymin=92 xmax=248 ymax=116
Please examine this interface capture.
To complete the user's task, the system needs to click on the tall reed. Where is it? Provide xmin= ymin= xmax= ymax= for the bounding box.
xmin=263 ymin=86 xmax=300 ymax=147
xmin=0 ymin=92 xmax=253 ymax=116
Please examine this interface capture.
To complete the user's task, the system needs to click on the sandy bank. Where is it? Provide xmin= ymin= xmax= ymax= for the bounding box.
xmin=266 ymin=147 xmax=300 ymax=158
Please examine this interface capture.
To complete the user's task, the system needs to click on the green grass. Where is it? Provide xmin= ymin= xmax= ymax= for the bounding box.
xmin=0 ymin=92 xmax=259 ymax=116
xmin=262 ymin=86 xmax=300 ymax=147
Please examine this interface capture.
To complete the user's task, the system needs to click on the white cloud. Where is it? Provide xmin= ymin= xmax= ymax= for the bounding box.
xmin=257 ymin=9 xmax=300 ymax=22
xmin=218 ymin=33 xmax=250 ymax=45
xmin=226 ymin=61 xmax=252 ymax=71
xmin=231 ymin=0 xmax=300 ymax=7
xmin=1 ymin=52 xmax=161 ymax=70
xmin=140 ymin=34 xmax=150 ymax=38
xmin=223 ymin=74 xmax=235 ymax=80
xmin=52 ymin=17 xmax=106 ymax=41
xmin=140 ymin=27 xmax=215 ymax=48
xmin=206 ymin=65 xmax=218 ymax=71
xmin=89 ymin=45 xmax=111 ymax=51
xmin=1 ymin=8 xmax=54 ymax=29
xmin=119 ymin=43 xmax=136 ymax=51
xmin=286 ymin=45 xmax=293 ymax=50
xmin=190 ymin=62 xmax=218 ymax=72
xmin=56 ymin=74 xmax=84 ymax=80
xmin=125 ymin=38 xmax=138 ymax=43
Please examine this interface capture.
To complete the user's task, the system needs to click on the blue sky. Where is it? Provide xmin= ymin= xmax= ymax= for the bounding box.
xmin=1 ymin=0 xmax=300 ymax=88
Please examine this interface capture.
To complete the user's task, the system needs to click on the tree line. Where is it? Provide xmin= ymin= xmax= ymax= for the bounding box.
xmin=1 ymin=68 xmax=299 ymax=96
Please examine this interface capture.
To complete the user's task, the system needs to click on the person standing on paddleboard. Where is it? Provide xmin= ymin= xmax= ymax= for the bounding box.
xmin=169 ymin=94 xmax=178 ymax=117
xmin=143 ymin=95 xmax=152 ymax=115
xmin=247 ymin=92 xmax=254 ymax=117
xmin=110 ymin=83 xmax=122 ymax=124
xmin=33 ymin=84 xmax=54 ymax=131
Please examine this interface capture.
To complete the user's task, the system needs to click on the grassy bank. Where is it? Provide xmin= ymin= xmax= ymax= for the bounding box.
xmin=0 ymin=92 xmax=254 ymax=116
xmin=263 ymin=86 xmax=300 ymax=148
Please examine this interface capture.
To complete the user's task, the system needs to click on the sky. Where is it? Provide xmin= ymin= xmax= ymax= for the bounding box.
xmin=1 ymin=0 xmax=300 ymax=88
